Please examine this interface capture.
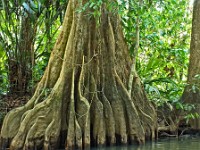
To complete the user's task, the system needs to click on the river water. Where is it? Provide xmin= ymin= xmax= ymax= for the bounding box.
xmin=91 ymin=136 xmax=200 ymax=150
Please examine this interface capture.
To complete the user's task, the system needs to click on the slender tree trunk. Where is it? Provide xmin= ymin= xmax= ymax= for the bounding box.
xmin=8 ymin=16 xmax=34 ymax=96
xmin=182 ymin=0 xmax=200 ymax=129
xmin=0 ymin=1 xmax=157 ymax=149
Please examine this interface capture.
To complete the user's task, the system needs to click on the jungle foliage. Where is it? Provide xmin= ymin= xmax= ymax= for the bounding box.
xmin=0 ymin=0 xmax=67 ymax=95
xmin=121 ymin=0 xmax=192 ymax=107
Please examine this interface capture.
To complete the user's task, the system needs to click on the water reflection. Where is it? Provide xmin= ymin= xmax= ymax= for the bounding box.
xmin=91 ymin=136 xmax=200 ymax=150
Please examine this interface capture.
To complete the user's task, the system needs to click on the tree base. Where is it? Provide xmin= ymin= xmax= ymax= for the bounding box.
xmin=0 ymin=0 xmax=157 ymax=149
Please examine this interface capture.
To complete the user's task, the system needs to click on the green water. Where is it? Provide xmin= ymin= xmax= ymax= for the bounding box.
xmin=91 ymin=137 xmax=200 ymax=150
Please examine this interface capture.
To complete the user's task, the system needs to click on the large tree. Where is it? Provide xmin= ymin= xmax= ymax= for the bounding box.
xmin=182 ymin=0 xmax=200 ymax=129
xmin=0 ymin=0 xmax=156 ymax=149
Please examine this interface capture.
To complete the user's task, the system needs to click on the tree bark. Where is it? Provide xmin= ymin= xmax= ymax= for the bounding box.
xmin=182 ymin=0 xmax=200 ymax=129
xmin=0 ymin=0 xmax=157 ymax=149
xmin=8 ymin=14 xmax=35 ymax=96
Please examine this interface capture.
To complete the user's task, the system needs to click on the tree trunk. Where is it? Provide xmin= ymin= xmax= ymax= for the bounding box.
xmin=182 ymin=0 xmax=200 ymax=129
xmin=8 ymin=16 xmax=34 ymax=96
xmin=0 ymin=1 xmax=157 ymax=149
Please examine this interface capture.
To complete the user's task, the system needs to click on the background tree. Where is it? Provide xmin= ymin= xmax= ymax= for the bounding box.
xmin=0 ymin=0 xmax=34 ymax=95
xmin=0 ymin=0 xmax=67 ymax=96
xmin=182 ymin=0 xmax=200 ymax=129
xmin=0 ymin=0 xmax=156 ymax=149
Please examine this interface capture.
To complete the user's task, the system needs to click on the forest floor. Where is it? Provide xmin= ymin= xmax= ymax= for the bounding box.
xmin=0 ymin=94 xmax=30 ymax=129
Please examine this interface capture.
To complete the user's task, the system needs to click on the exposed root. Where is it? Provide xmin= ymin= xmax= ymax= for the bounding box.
xmin=9 ymin=92 xmax=62 ymax=149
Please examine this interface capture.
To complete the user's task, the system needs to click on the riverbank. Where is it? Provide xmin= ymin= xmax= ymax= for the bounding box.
xmin=77 ymin=135 xmax=200 ymax=150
